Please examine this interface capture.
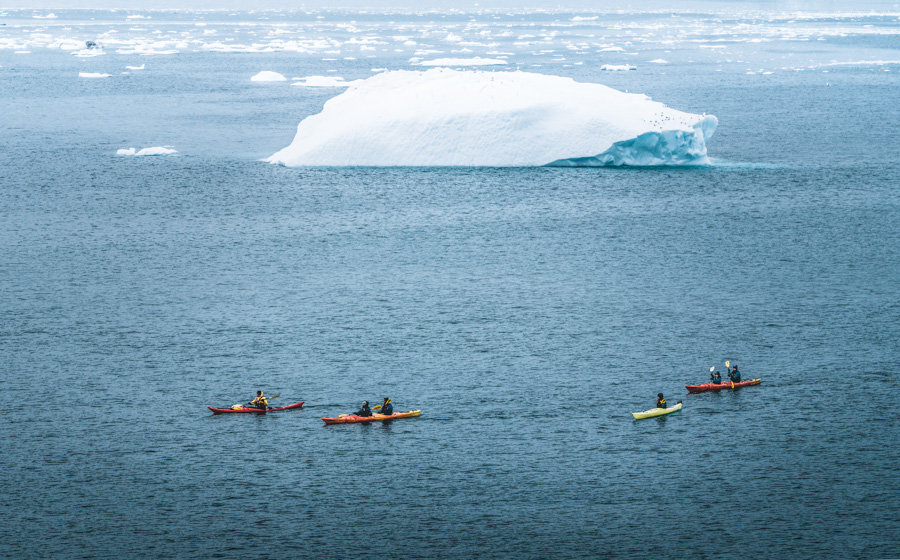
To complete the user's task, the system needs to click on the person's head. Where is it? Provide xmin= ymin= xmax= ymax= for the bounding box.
xmin=733 ymin=364 xmax=738 ymax=369
xmin=362 ymin=400 xmax=369 ymax=407
xmin=256 ymin=390 xmax=262 ymax=396
xmin=383 ymin=397 xmax=390 ymax=403
xmin=657 ymin=393 xmax=664 ymax=399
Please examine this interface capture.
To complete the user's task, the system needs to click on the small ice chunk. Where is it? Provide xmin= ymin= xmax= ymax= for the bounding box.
xmin=125 ymin=64 xmax=145 ymax=70
xmin=251 ymin=71 xmax=287 ymax=82
xmin=649 ymin=59 xmax=669 ymax=64
xmin=600 ymin=64 xmax=636 ymax=71
xmin=79 ymin=72 xmax=110 ymax=78
xmin=116 ymin=146 xmax=177 ymax=156
xmin=291 ymin=76 xmax=358 ymax=87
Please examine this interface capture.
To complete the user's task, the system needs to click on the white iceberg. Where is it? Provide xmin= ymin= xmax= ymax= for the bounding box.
xmin=117 ymin=146 xmax=177 ymax=156
xmin=251 ymin=71 xmax=287 ymax=82
xmin=267 ymin=69 xmax=716 ymax=167
xmin=600 ymin=64 xmax=636 ymax=71
xmin=79 ymin=72 xmax=110 ymax=78
xmin=125 ymin=64 xmax=145 ymax=70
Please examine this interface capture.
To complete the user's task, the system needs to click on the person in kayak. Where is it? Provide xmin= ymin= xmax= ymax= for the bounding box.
xmin=353 ymin=401 xmax=373 ymax=417
xmin=710 ymin=370 xmax=722 ymax=384
xmin=379 ymin=397 xmax=393 ymax=416
xmin=656 ymin=393 xmax=667 ymax=409
xmin=249 ymin=390 xmax=269 ymax=410
xmin=728 ymin=365 xmax=741 ymax=383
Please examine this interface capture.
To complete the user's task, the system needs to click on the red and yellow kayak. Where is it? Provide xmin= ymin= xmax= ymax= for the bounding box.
xmin=208 ymin=401 xmax=304 ymax=414
xmin=685 ymin=379 xmax=761 ymax=393
xmin=322 ymin=410 xmax=421 ymax=424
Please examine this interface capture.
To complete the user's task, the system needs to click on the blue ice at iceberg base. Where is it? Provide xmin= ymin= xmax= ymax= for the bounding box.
xmin=547 ymin=116 xmax=718 ymax=167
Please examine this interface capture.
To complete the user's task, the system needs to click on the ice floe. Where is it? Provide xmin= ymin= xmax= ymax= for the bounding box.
xmin=267 ymin=69 xmax=716 ymax=167
xmin=79 ymin=72 xmax=110 ymax=78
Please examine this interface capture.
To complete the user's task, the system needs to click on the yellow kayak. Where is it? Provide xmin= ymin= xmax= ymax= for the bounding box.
xmin=632 ymin=401 xmax=683 ymax=420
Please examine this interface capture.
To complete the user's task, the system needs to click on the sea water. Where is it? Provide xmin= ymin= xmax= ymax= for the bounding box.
xmin=1 ymin=8 xmax=898 ymax=559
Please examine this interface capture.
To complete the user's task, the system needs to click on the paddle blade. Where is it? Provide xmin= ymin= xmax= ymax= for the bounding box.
xmin=710 ymin=366 xmax=715 ymax=372
xmin=725 ymin=361 xmax=730 ymax=368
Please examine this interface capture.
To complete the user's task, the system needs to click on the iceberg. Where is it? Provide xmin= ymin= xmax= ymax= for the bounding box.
xmin=267 ymin=69 xmax=717 ymax=167
xmin=251 ymin=71 xmax=286 ymax=82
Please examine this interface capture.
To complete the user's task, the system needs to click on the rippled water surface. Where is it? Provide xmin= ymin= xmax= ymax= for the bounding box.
xmin=1 ymin=8 xmax=898 ymax=559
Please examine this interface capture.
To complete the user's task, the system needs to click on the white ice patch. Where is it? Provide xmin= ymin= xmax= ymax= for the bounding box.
xmin=116 ymin=146 xmax=177 ymax=156
xmin=125 ymin=64 xmax=145 ymax=70
xmin=600 ymin=64 xmax=636 ymax=71
xmin=79 ymin=72 xmax=110 ymax=78
xmin=267 ymin=69 xmax=716 ymax=167
xmin=251 ymin=71 xmax=287 ymax=82
xmin=649 ymin=59 xmax=669 ymax=64
xmin=418 ymin=57 xmax=507 ymax=66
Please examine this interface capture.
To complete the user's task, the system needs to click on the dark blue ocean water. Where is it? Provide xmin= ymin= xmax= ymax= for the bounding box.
xmin=1 ymin=9 xmax=899 ymax=559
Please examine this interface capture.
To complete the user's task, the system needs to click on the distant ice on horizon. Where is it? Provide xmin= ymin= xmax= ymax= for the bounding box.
xmin=417 ymin=57 xmax=508 ymax=66
xmin=267 ymin=69 xmax=717 ymax=167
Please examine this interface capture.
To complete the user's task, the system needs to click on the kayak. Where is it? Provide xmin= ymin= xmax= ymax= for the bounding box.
xmin=632 ymin=401 xmax=683 ymax=420
xmin=685 ymin=378 xmax=761 ymax=393
xmin=322 ymin=410 xmax=421 ymax=424
xmin=208 ymin=401 xmax=304 ymax=414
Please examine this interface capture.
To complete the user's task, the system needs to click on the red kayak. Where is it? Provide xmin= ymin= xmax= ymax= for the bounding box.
xmin=208 ymin=401 xmax=304 ymax=414
xmin=685 ymin=379 xmax=761 ymax=393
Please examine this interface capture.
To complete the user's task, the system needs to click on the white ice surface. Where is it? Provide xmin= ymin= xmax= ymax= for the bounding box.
xmin=117 ymin=146 xmax=178 ymax=156
xmin=267 ymin=69 xmax=716 ymax=167
xmin=79 ymin=72 xmax=110 ymax=78
xmin=251 ymin=71 xmax=287 ymax=82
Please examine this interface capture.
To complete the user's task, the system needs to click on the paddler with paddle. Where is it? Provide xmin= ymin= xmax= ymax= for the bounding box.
xmin=249 ymin=390 xmax=269 ymax=410
xmin=728 ymin=363 xmax=741 ymax=383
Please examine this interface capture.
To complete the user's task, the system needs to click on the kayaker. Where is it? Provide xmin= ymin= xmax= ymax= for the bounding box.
xmin=656 ymin=393 xmax=667 ymax=409
xmin=249 ymin=390 xmax=269 ymax=410
xmin=353 ymin=401 xmax=373 ymax=417
xmin=710 ymin=370 xmax=722 ymax=384
xmin=728 ymin=365 xmax=741 ymax=383
xmin=379 ymin=397 xmax=393 ymax=416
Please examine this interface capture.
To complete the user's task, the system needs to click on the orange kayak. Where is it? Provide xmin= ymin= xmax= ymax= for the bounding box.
xmin=322 ymin=410 xmax=421 ymax=424
xmin=685 ymin=378 xmax=761 ymax=393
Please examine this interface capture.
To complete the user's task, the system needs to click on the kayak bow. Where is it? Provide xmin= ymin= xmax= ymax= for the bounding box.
xmin=322 ymin=410 xmax=421 ymax=424
xmin=208 ymin=401 xmax=304 ymax=414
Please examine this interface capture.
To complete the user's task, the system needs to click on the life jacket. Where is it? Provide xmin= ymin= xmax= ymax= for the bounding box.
xmin=252 ymin=394 xmax=268 ymax=407
xmin=357 ymin=406 xmax=372 ymax=417
xmin=657 ymin=398 xmax=667 ymax=409
xmin=381 ymin=402 xmax=393 ymax=415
